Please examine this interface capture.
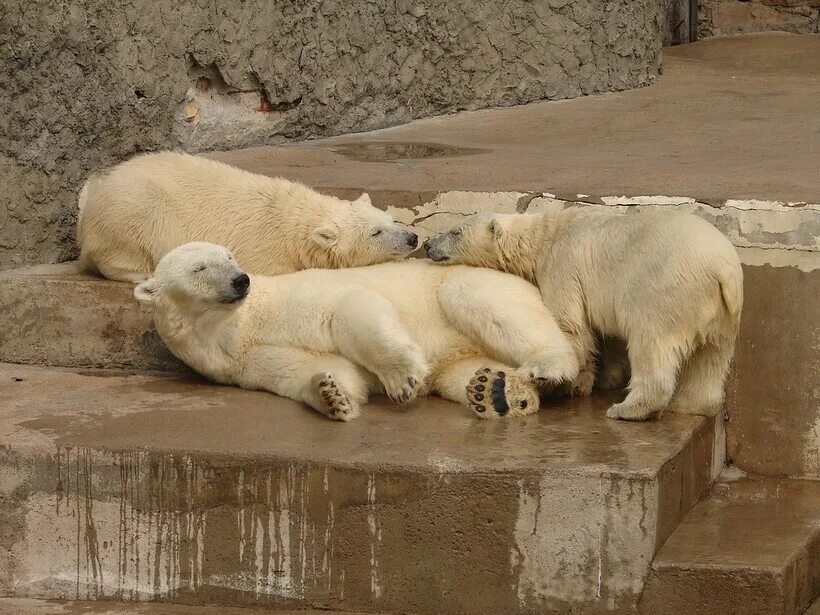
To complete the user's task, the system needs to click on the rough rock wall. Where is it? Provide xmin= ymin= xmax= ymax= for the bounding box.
xmin=698 ymin=0 xmax=820 ymax=37
xmin=0 ymin=0 xmax=663 ymax=270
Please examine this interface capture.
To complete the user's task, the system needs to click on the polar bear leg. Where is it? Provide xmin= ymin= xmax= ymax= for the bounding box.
xmin=605 ymin=338 xmax=686 ymax=421
xmin=240 ymin=345 xmax=375 ymax=421
xmin=438 ymin=272 xmax=579 ymax=386
xmin=433 ymin=358 xmax=540 ymax=420
xmin=94 ymin=258 xmax=151 ymax=283
xmin=668 ymin=339 xmax=734 ymax=416
xmin=332 ymin=291 xmax=430 ymax=405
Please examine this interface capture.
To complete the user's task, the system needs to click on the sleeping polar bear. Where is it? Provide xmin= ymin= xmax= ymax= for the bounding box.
xmin=77 ymin=152 xmax=418 ymax=282
xmin=134 ymin=242 xmax=580 ymax=420
xmin=424 ymin=208 xmax=743 ymax=422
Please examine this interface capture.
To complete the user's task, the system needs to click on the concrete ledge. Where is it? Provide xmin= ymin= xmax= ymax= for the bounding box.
xmin=0 ymin=598 xmax=376 ymax=615
xmin=0 ymin=262 xmax=185 ymax=373
xmin=639 ymin=473 xmax=820 ymax=615
xmin=0 ymin=363 xmax=719 ymax=614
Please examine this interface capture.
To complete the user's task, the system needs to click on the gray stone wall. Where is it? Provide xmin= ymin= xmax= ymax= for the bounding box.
xmin=0 ymin=0 xmax=663 ymax=270
xmin=698 ymin=0 xmax=820 ymax=37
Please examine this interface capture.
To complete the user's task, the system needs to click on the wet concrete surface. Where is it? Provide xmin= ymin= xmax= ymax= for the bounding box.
xmin=640 ymin=473 xmax=820 ymax=614
xmin=0 ymin=363 xmax=709 ymax=476
xmin=213 ymin=34 xmax=820 ymax=204
xmin=0 ymin=598 xmax=378 ymax=614
xmin=0 ymin=363 xmax=718 ymax=613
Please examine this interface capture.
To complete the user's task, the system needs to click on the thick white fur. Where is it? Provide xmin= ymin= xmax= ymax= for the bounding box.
xmin=424 ymin=208 xmax=743 ymax=421
xmin=135 ymin=242 xmax=580 ymax=421
xmin=77 ymin=152 xmax=417 ymax=282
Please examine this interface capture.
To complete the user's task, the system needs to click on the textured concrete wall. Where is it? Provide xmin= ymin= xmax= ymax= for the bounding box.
xmin=698 ymin=0 xmax=820 ymax=37
xmin=0 ymin=0 xmax=663 ymax=271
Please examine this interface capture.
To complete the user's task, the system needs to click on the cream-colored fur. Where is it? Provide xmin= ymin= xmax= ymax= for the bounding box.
xmin=424 ymin=208 xmax=743 ymax=421
xmin=78 ymin=152 xmax=418 ymax=282
xmin=135 ymin=242 xmax=580 ymax=421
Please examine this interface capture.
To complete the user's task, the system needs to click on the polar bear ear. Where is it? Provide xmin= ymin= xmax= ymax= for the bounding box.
xmin=354 ymin=192 xmax=371 ymax=205
xmin=489 ymin=217 xmax=507 ymax=241
xmin=134 ymin=279 xmax=158 ymax=305
xmin=311 ymin=225 xmax=339 ymax=248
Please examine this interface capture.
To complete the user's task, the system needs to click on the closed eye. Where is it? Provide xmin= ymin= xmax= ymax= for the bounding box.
xmin=371 ymin=229 xmax=383 ymax=237
xmin=452 ymin=229 xmax=463 ymax=236
xmin=193 ymin=265 xmax=206 ymax=273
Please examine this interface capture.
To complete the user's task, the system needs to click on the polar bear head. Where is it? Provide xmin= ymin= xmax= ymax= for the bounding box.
xmin=311 ymin=193 xmax=419 ymax=267
xmin=423 ymin=213 xmax=539 ymax=280
xmin=134 ymin=242 xmax=250 ymax=310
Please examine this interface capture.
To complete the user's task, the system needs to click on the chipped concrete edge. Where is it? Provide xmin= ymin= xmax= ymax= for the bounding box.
xmin=382 ymin=191 xmax=820 ymax=271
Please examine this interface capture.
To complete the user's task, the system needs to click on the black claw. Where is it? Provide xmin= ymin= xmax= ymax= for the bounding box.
xmin=483 ymin=368 xmax=491 ymax=373
xmin=474 ymin=393 xmax=484 ymax=401
xmin=519 ymin=400 xmax=528 ymax=409
xmin=474 ymin=404 xmax=486 ymax=413
xmin=475 ymin=384 xmax=485 ymax=392
xmin=478 ymin=376 xmax=488 ymax=383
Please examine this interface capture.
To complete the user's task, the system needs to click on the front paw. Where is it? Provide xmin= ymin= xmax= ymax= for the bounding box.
xmin=386 ymin=375 xmax=423 ymax=405
xmin=316 ymin=373 xmax=361 ymax=421
xmin=571 ymin=368 xmax=595 ymax=397
xmin=467 ymin=368 xmax=539 ymax=419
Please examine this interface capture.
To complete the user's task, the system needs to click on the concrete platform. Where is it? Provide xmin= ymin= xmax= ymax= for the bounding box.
xmin=0 ymin=363 xmax=720 ymax=614
xmin=0 ymin=598 xmax=377 ymax=615
xmin=640 ymin=473 xmax=820 ymax=615
xmin=212 ymin=33 xmax=820 ymax=205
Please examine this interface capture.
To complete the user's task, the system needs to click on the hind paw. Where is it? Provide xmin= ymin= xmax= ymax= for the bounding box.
xmin=317 ymin=373 xmax=360 ymax=421
xmin=467 ymin=368 xmax=539 ymax=420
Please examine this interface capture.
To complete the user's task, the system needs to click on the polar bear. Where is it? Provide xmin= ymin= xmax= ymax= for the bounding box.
xmin=77 ymin=152 xmax=418 ymax=282
xmin=424 ymin=208 xmax=743 ymax=422
xmin=134 ymin=242 xmax=580 ymax=420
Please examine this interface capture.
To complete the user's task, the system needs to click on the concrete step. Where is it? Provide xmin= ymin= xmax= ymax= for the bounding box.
xmin=0 ymin=262 xmax=185 ymax=373
xmin=0 ymin=598 xmax=379 ymax=614
xmin=640 ymin=473 xmax=820 ymax=615
xmin=0 ymin=362 xmax=721 ymax=614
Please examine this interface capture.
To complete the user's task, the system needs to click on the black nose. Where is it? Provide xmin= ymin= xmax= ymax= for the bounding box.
xmin=232 ymin=273 xmax=250 ymax=292
xmin=407 ymin=233 xmax=419 ymax=248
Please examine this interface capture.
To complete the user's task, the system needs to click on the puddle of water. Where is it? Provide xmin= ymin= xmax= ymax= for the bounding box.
xmin=330 ymin=141 xmax=487 ymax=162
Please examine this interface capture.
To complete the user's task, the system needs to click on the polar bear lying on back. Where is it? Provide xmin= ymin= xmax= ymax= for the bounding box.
xmin=134 ymin=242 xmax=580 ymax=420
xmin=425 ymin=208 xmax=743 ymax=421
xmin=77 ymin=152 xmax=418 ymax=282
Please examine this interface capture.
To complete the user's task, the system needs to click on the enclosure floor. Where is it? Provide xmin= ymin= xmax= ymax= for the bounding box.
xmin=215 ymin=33 xmax=820 ymax=204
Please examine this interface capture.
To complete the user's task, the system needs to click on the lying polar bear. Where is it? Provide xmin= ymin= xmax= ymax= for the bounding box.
xmin=134 ymin=242 xmax=580 ymax=420
xmin=77 ymin=152 xmax=418 ymax=282
xmin=424 ymin=208 xmax=743 ymax=421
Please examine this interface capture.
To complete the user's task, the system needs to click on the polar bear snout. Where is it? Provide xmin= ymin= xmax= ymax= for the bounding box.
xmin=232 ymin=273 xmax=250 ymax=294
xmin=423 ymin=234 xmax=451 ymax=262
xmin=405 ymin=231 xmax=419 ymax=249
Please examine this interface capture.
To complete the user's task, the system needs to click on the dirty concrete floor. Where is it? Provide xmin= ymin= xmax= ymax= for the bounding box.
xmin=0 ymin=362 xmax=707 ymax=477
xmin=213 ymin=33 xmax=820 ymax=204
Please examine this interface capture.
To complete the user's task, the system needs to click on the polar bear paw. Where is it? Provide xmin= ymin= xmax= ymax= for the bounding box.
xmin=317 ymin=374 xmax=360 ymax=421
xmin=605 ymin=400 xmax=660 ymax=422
xmin=386 ymin=376 xmax=423 ymax=405
xmin=571 ymin=368 xmax=596 ymax=397
xmin=467 ymin=368 xmax=540 ymax=419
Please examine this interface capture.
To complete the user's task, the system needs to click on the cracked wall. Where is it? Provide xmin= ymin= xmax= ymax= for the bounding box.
xmin=0 ymin=0 xmax=663 ymax=270
xmin=698 ymin=0 xmax=820 ymax=37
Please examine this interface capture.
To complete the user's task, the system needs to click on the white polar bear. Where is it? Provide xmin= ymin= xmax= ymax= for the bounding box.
xmin=77 ymin=152 xmax=418 ymax=282
xmin=134 ymin=242 xmax=580 ymax=421
xmin=424 ymin=208 xmax=743 ymax=421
